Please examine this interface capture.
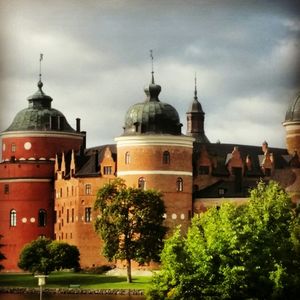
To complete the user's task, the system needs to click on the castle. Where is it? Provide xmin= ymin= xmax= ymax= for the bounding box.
xmin=1 ymin=67 xmax=299 ymax=271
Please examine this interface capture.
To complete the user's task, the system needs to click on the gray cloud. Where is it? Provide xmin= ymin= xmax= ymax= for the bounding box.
xmin=0 ymin=0 xmax=299 ymax=149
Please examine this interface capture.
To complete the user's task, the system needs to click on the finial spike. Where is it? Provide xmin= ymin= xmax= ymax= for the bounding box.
xmin=39 ymin=53 xmax=43 ymax=83
xmin=150 ymin=49 xmax=155 ymax=84
xmin=194 ymin=72 xmax=198 ymax=99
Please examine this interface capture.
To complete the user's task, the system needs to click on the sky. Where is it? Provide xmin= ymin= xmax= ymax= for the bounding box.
xmin=0 ymin=0 xmax=299 ymax=148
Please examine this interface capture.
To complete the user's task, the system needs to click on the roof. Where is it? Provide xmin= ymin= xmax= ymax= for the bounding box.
xmin=3 ymin=81 xmax=76 ymax=133
xmin=193 ymin=142 xmax=289 ymax=177
xmin=122 ymin=78 xmax=182 ymax=136
xmin=58 ymin=144 xmax=117 ymax=178
xmin=285 ymin=92 xmax=300 ymax=123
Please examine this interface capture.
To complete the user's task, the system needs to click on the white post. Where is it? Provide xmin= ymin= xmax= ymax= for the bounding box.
xmin=35 ymin=275 xmax=48 ymax=300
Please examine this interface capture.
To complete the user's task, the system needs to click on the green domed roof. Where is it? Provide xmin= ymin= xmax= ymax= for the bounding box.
xmin=285 ymin=92 xmax=300 ymax=123
xmin=4 ymin=81 xmax=76 ymax=133
xmin=123 ymin=78 xmax=182 ymax=136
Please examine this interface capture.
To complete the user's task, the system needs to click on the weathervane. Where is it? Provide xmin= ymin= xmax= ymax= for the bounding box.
xmin=150 ymin=49 xmax=154 ymax=84
xmin=39 ymin=53 xmax=43 ymax=82
xmin=194 ymin=72 xmax=198 ymax=99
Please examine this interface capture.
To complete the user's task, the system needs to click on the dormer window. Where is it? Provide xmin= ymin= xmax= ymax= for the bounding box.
xmin=199 ymin=166 xmax=209 ymax=175
xmin=264 ymin=168 xmax=271 ymax=177
xmin=103 ymin=166 xmax=112 ymax=175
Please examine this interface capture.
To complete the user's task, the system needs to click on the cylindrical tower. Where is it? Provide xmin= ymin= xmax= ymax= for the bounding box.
xmin=115 ymin=75 xmax=194 ymax=233
xmin=283 ymin=93 xmax=300 ymax=155
xmin=0 ymin=80 xmax=84 ymax=271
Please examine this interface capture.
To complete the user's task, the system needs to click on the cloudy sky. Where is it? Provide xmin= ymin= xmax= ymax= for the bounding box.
xmin=0 ymin=0 xmax=299 ymax=148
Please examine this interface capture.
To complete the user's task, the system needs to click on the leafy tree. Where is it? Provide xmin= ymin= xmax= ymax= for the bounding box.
xmin=0 ymin=235 xmax=6 ymax=271
xmin=94 ymin=178 xmax=166 ymax=283
xmin=18 ymin=237 xmax=80 ymax=274
xmin=48 ymin=241 xmax=80 ymax=271
xmin=147 ymin=181 xmax=300 ymax=299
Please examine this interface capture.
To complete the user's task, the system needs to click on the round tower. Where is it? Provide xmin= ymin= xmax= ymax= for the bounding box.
xmin=0 ymin=79 xmax=84 ymax=271
xmin=115 ymin=73 xmax=194 ymax=233
xmin=283 ymin=92 xmax=300 ymax=155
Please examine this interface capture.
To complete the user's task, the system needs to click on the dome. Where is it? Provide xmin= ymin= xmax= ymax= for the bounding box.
xmin=4 ymin=81 xmax=76 ymax=132
xmin=285 ymin=92 xmax=300 ymax=123
xmin=123 ymin=78 xmax=182 ymax=136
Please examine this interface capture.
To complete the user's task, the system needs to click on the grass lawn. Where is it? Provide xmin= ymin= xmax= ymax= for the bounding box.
xmin=0 ymin=272 xmax=152 ymax=290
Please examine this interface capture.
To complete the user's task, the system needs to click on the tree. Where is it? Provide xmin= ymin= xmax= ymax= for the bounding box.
xmin=147 ymin=181 xmax=300 ymax=299
xmin=94 ymin=178 xmax=166 ymax=283
xmin=18 ymin=237 xmax=80 ymax=274
xmin=0 ymin=235 xmax=6 ymax=271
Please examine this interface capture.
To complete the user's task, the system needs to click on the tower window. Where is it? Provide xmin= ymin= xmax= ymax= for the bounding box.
xmin=138 ymin=177 xmax=146 ymax=190
xmin=10 ymin=209 xmax=17 ymax=227
xmin=66 ymin=209 xmax=69 ymax=223
xmin=103 ymin=166 xmax=112 ymax=175
xmin=85 ymin=207 xmax=92 ymax=222
xmin=176 ymin=177 xmax=183 ymax=192
xmin=85 ymin=184 xmax=92 ymax=195
xmin=38 ymin=209 xmax=47 ymax=227
xmin=125 ymin=152 xmax=130 ymax=164
xmin=162 ymin=151 xmax=170 ymax=164
xmin=4 ymin=184 xmax=9 ymax=194
xmin=11 ymin=143 xmax=16 ymax=152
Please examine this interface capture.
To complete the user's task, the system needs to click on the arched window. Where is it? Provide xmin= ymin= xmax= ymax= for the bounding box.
xmin=10 ymin=209 xmax=17 ymax=227
xmin=38 ymin=209 xmax=47 ymax=227
xmin=176 ymin=177 xmax=183 ymax=192
xmin=138 ymin=177 xmax=146 ymax=190
xmin=125 ymin=152 xmax=130 ymax=164
xmin=162 ymin=151 xmax=170 ymax=164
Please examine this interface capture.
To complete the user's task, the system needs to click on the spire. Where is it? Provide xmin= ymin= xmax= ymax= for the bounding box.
xmin=150 ymin=49 xmax=155 ymax=84
xmin=194 ymin=72 xmax=198 ymax=100
xmin=38 ymin=53 xmax=44 ymax=90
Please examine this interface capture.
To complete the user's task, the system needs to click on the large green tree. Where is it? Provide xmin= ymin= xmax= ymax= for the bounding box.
xmin=147 ymin=181 xmax=300 ymax=299
xmin=18 ymin=237 xmax=80 ymax=274
xmin=94 ymin=178 xmax=166 ymax=283
xmin=0 ymin=235 xmax=6 ymax=271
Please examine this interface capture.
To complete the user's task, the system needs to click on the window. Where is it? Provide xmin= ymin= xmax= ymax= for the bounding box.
xmin=199 ymin=166 xmax=209 ymax=175
xmin=71 ymin=186 xmax=74 ymax=196
xmin=85 ymin=184 xmax=91 ymax=195
xmin=264 ymin=168 xmax=271 ymax=177
xmin=4 ymin=184 xmax=9 ymax=194
xmin=66 ymin=209 xmax=69 ymax=223
xmin=218 ymin=188 xmax=225 ymax=196
xmin=66 ymin=187 xmax=69 ymax=197
xmin=71 ymin=208 xmax=74 ymax=223
xmin=125 ymin=152 xmax=130 ymax=164
xmin=162 ymin=151 xmax=170 ymax=164
xmin=103 ymin=166 xmax=112 ymax=175
xmin=85 ymin=207 xmax=92 ymax=222
xmin=138 ymin=177 xmax=146 ymax=190
xmin=11 ymin=143 xmax=16 ymax=152
xmin=176 ymin=177 xmax=183 ymax=192
xmin=10 ymin=209 xmax=17 ymax=227
xmin=38 ymin=209 xmax=47 ymax=227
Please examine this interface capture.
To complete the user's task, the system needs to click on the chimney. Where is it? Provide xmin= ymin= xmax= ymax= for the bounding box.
xmin=76 ymin=118 xmax=81 ymax=132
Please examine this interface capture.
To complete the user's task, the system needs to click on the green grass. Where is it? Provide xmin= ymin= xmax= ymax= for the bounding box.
xmin=0 ymin=272 xmax=152 ymax=290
